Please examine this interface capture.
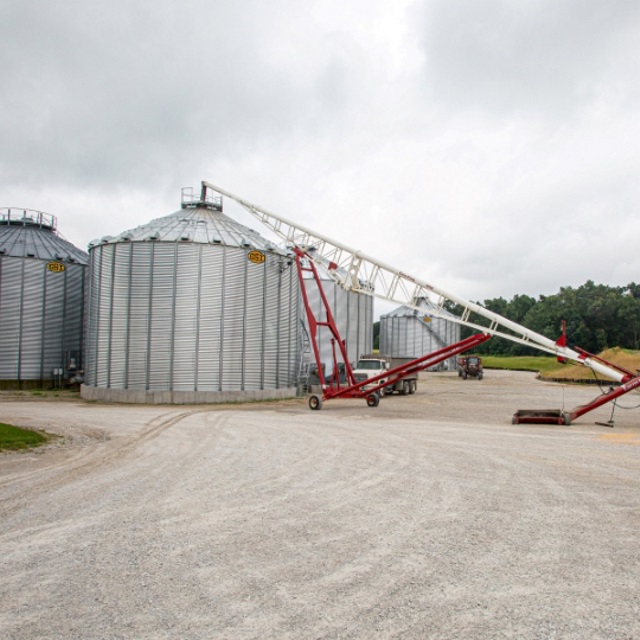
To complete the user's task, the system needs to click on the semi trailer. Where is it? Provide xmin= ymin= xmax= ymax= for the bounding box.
xmin=353 ymin=355 xmax=418 ymax=395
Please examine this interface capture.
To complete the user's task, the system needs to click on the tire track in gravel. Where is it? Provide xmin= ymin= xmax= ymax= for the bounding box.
xmin=2 ymin=378 xmax=639 ymax=640
xmin=214 ymin=410 xmax=350 ymax=497
xmin=200 ymin=410 xmax=410 ymax=515
xmin=221 ymin=414 xmax=478 ymax=640
xmin=188 ymin=410 xmax=459 ymax=614
xmin=241 ymin=419 xmax=605 ymax=639
xmin=1 ymin=411 xmax=231 ymax=542
xmin=0 ymin=408 xmax=209 ymax=517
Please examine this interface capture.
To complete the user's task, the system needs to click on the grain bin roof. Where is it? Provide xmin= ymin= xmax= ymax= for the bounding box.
xmin=0 ymin=208 xmax=88 ymax=263
xmin=90 ymin=202 xmax=282 ymax=252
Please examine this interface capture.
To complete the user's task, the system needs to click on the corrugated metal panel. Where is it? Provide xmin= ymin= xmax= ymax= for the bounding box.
xmin=148 ymin=243 xmax=177 ymax=390
xmin=263 ymin=259 xmax=283 ymax=388
xmin=220 ymin=249 xmax=246 ymax=391
xmin=243 ymin=252 xmax=266 ymax=390
xmin=62 ymin=263 xmax=85 ymax=370
xmin=92 ymin=206 xmax=278 ymax=252
xmin=0 ymin=210 xmax=88 ymax=263
xmin=0 ymin=250 xmax=87 ymax=384
xmin=95 ymin=245 xmax=113 ymax=386
xmin=41 ymin=266 xmax=66 ymax=377
xmin=171 ymin=244 xmax=199 ymax=391
xmin=0 ymin=258 xmax=22 ymax=379
xmin=300 ymin=276 xmax=373 ymax=372
xmin=196 ymin=246 xmax=224 ymax=391
xmin=85 ymin=203 xmax=302 ymax=397
xmin=84 ymin=248 xmax=101 ymax=386
xmin=346 ymin=291 xmax=360 ymax=364
xmin=126 ymin=243 xmax=152 ymax=388
xmin=380 ymin=304 xmax=461 ymax=370
xmin=108 ymin=243 xmax=132 ymax=388
xmin=333 ymin=286 xmax=349 ymax=367
xmin=279 ymin=267 xmax=299 ymax=388
xmin=18 ymin=261 xmax=45 ymax=378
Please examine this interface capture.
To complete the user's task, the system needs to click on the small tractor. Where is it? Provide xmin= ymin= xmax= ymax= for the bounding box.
xmin=458 ymin=355 xmax=483 ymax=380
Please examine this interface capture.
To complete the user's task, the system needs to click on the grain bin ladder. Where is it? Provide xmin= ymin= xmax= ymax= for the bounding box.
xmin=201 ymin=182 xmax=640 ymax=423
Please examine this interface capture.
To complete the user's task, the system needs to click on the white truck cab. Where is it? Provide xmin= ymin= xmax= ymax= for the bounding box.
xmin=352 ymin=355 xmax=417 ymax=396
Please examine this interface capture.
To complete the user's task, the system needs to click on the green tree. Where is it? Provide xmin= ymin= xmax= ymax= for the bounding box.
xmin=441 ymin=281 xmax=640 ymax=356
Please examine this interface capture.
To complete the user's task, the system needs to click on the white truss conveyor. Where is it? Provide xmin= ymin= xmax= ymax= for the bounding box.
xmin=202 ymin=181 xmax=624 ymax=382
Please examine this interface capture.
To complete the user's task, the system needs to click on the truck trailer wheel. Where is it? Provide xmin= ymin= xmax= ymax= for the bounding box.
xmin=401 ymin=381 xmax=410 ymax=395
xmin=309 ymin=394 xmax=323 ymax=410
xmin=409 ymin=380 xmax=417 ymax=394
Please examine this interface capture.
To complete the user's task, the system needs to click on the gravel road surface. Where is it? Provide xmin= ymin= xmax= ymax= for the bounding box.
xmin=1 ymin=371 xmax=639 ymax=639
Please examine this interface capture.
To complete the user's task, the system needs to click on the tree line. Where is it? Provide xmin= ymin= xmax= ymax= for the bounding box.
xmin=446 ymin=280 xmax=640 ymax=356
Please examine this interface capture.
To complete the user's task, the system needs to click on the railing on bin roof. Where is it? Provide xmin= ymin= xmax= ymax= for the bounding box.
xmin=180 ymin=187 xmax=222 ymax=211
xmin=0 ymin=208 xmax=57 ymax=232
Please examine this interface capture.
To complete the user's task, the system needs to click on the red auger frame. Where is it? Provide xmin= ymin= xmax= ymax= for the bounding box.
xmin=202 ymin=184 xmax=640 ymax=424
xmin=294 ymin=247 xmax=491 ymax=410
xmin=513 ymin=347 xmax=640 ymax=426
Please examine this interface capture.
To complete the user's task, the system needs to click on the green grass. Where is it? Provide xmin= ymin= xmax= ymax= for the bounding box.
xmin=481 ymin=355 xmax=561 ymax=374
xmin=0 ymin=423 xmax=48 ymax=451
xmin=482 ymin=349 xmax=640 ymax=381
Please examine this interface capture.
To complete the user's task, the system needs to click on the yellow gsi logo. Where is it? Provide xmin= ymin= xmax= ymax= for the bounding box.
xmin=248 ymin=251 xmax=266 ymax=264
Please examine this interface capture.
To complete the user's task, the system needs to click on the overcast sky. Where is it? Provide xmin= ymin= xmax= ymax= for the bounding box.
xmin=2 ymin=0 xmax=640 ymax=316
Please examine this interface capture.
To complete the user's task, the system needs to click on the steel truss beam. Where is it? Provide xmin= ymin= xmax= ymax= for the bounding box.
xmin=202 ymin=182 xmax=629 ymax=384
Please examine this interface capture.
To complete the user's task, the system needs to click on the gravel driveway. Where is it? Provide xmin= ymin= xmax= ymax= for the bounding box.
xmin=1 ymin=371 xmax=639 ymax=639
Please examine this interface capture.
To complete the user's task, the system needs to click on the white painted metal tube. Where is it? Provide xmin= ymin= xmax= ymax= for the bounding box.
xmin=202 ymin=181 xmax=626 ymax=382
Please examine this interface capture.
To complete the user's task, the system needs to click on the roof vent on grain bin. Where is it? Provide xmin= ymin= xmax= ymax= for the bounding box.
xmin=181 ymin=185 xmax=223 ymax=211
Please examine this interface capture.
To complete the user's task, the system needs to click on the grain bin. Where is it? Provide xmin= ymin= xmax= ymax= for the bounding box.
xmin=81 ymin=189 xmax=300 ymax=404
xmin=0 ymin=208 xmax=88 ymax=389
xmin=379 ymin=297 xmax=461 ymax=371
xmin=300 ymin=273 xmax=373 ymax=384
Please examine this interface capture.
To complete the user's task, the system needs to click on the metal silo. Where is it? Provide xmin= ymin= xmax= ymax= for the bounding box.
xmin=300 ymin=273 xmax=373 ymax=381
xmin=0 ymin=208 xmax=88 ymax=389
xmin=82 ymin=188 xmax=300 ymax=404
xmin=380 ymin=296 xmax=461 ymax=371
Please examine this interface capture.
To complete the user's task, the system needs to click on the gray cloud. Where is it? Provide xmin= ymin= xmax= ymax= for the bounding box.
xmin=415 ymin=0 xmax=640 ymax=117
xmin=2 ymin=0 xmax=640 ymax=309
xmin=0 ymin=0 xmax=362 ymax=190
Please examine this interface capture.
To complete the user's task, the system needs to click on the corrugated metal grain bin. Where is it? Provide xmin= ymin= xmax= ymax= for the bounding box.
xmin=81 ymin=189 xmax=301 ymax=404
xmin=0 ymin=208 xmax=88 ymax=389
xmin=380 ymin=296 xmax=461 ymax=371
xmin=300 ymin=274 xmax=373 ymax=383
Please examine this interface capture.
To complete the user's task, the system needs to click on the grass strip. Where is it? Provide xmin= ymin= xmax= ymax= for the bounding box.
xmin=483 ymin=348 xmax=640 ymax=381
xmin=0 ymin=423 xmax=48 ymax=451
xmin=481 ymin=356 xmax=560 ymax=374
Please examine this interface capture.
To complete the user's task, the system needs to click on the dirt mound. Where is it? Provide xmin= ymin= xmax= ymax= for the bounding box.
xmin=540 ymin=347 xmax=640 ymax=382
